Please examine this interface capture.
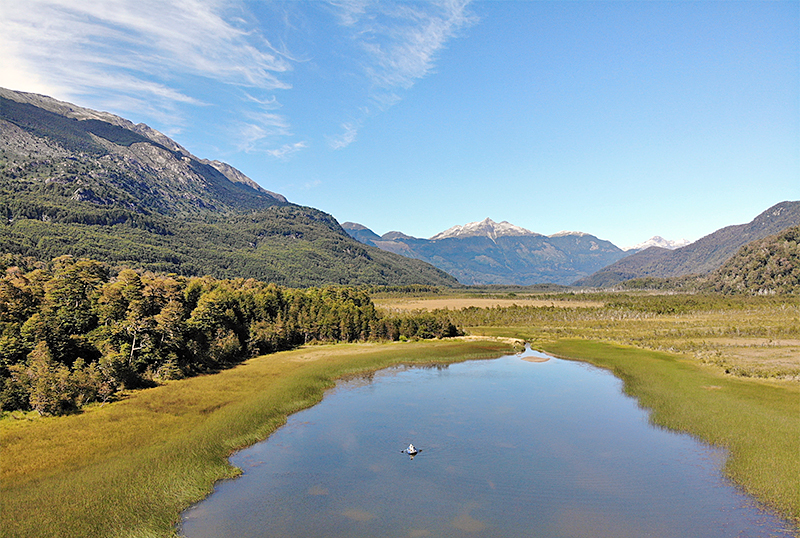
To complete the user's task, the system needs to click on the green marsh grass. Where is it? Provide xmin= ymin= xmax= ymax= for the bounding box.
xmin=0 ymin=339 xmax=513 ymax=538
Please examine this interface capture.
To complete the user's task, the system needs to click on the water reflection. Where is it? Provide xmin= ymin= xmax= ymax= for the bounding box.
xmin=181 ymin=347 xmax=794 ymax=538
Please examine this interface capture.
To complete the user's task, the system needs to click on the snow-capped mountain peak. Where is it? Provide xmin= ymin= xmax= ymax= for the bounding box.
xmin=430 ymin=218 xmax=536 ymax=242
xmin=548 ymin=231 xmax=590 ymax=238
xmin=626 ymin=236 xmax=691 ymax=252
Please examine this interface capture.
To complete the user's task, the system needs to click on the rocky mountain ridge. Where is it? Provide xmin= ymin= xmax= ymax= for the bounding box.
xmin=0 ymin=88 xmax=285 ymax=214
xmin=346 ymin=203 xmax=799 ymax=288
xmin=431 ymin=218 xmax=539 ymax=241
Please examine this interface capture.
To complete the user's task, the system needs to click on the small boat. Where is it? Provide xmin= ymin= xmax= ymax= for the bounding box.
xmin=404 ymin=443 xmax=418 ymax=455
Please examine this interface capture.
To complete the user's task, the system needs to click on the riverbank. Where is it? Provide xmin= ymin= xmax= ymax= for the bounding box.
xmin=0 ymin=339 xmax=514 ymax=538
xmin=540 ymin=338 xmax=799 ymax=530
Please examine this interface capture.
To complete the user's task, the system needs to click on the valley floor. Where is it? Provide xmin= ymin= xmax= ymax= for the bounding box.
xmin=376 ymin=291 xmax=800 ymax=380
xmin=2 ymin=293 xmax=798 ymax=537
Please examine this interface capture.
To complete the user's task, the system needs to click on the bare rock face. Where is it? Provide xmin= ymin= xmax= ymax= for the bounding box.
xmin=201 ymin=159 xmax=286 ymax=202
xmin=0 ymin=87 xmax=286 ymax=214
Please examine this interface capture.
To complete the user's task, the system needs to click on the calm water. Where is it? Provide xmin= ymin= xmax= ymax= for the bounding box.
xmin=181 ymin=348 xmax=793 ymax=538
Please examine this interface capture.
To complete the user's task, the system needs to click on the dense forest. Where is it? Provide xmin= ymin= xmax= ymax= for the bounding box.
xmin=0 ymin=182 xmax=459 ymax=286
xmin=0 ymin=255 xmax=461 ymax=415
xmin=704 ymin=225 xmax=800 ymax=294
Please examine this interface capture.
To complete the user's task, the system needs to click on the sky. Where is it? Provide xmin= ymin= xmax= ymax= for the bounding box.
xmin=1 ymin=0 xmax=797 ymax=248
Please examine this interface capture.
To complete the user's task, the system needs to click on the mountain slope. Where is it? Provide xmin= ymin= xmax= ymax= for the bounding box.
xmin=0 ymin=88 xmax=458 ymax=287
xmin=343 ymin=218 xmax=627 ymax=285
xmin=703 ymin=225 xmax=800 ymax=295
xmin=576 ymin=201 xmax=800 ymax=287
xmin=0 ymin=88 xmax=285 ymax=214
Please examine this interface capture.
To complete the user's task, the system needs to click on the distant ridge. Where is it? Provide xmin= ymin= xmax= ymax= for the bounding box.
xmin=549 ymin=231 xmax=590 ymax=238
xmin=343 ymin=219 xmax=626 ymax=286
xmin=576 ymin=201 xmax=800 ymax=287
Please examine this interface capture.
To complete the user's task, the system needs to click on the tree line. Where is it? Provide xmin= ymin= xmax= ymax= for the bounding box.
xmin=0 ymin=256 xmax=461 ymax=415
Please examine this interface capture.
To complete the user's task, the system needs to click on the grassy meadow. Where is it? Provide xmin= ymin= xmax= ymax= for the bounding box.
xmin=0 ymin=339 xmax=514 ymax=538
xmin=379 ymin=290 xmax=800 ymax=380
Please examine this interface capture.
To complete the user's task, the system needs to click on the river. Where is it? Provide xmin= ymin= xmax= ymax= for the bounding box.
xmin=181 ymin=347 xmax=792 ymax=537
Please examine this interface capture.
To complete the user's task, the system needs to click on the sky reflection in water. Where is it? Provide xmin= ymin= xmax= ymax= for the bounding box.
xmin=181 ymin=348 xmax=793 ymax=538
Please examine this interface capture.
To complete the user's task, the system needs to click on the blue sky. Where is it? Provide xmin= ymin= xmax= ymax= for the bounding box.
xmin=1 ymin=0 xmax=797 ymax=248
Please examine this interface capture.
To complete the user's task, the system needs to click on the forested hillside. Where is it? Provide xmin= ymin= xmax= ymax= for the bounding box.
xmin=702 ymin=225 xmax=800 ymax=295
xmin=0 ymin=255 xmax=462 ymax=415
xmin=0 ymin=88 xmax=457 ymax=287
xmin=619 ymin=225 xmax=800 ymax=295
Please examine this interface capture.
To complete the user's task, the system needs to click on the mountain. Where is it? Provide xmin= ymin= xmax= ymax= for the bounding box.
xmin=626 ymin=236 xmax=691 ymax=252
xmin=341 ymin=222 xmax=382 ymax=246
xmin=431 ymin=218 xmax=535 ymax=240
xmin=0 ymin=88 xmax=286 ymax=214
xmin=0 ymin=88 xmax=458 ymax=287
xmin=342 ymin=218 xmax=627 ymax=286
xmin=576 ymin=201 xmax=800 ymax=287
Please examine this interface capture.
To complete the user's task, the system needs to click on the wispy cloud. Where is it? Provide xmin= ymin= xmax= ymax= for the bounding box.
xmin=0 ymin=0 xmax=291 ymax=124
xmin=302 ymin=179 xmax=323 ymax=190
xmin=0 ymin=0 xmax=476 ymax=160
xmin=232 ymin=111 xmax=295 ymax=152
xmin=266 ymin=142 xmax=309 ymax=160
xmin=328 ymin=122 xmax=360 ymax=150
xmin=332 ymin=0 xmax=476 ymax=88
xmin=325 ymin=0 xmax=477 ymax=145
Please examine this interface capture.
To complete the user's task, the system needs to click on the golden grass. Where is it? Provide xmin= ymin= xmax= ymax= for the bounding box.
xmin=4 ymin=292 xmax=798 ymax=535
xmin=374 ymin=296 xmax=604 ymax=311
xmin=463 ymin=302 xmax=800 ymax=380
xmin=0 ymin=339 xmax=514 ymax=538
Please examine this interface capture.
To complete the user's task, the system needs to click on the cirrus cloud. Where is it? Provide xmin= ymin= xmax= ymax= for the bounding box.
xmin=0 ymin=0 xmax=291 ymax=126
xmin=0 ymin=0 xmax=476 ymax=158
xmin=324 ymin=0 xmax=477 ymax=147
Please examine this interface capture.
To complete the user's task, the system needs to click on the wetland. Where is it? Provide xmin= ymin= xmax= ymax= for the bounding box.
xmin=2 ymin=292 xmax=798 ymax=537
xmin=181 ymin=347 xmax=793 ymax=538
